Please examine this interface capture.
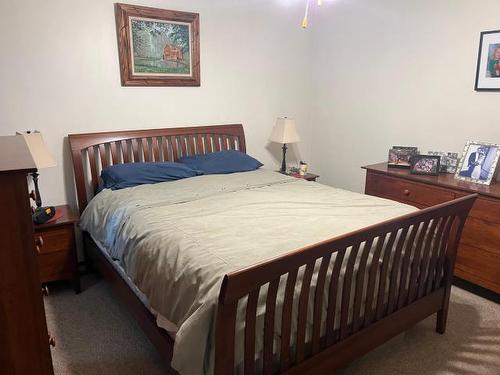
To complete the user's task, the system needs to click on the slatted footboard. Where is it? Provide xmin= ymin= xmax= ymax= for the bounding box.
xmin=215 ymin=194 xmax=476 ymax=374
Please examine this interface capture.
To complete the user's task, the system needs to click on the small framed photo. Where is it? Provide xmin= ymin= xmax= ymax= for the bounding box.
xmin=427 ymin=151 xmax=459 ymax=174
xmin=475 ymin=30 xmax=500 ymax=91
xmin=410 ymin=155 xmax=441 ymax=176
xmin=388 ymin=146 xmax=418 ymax=168
xmin=455 ymin=141 xmax=500 ymax=185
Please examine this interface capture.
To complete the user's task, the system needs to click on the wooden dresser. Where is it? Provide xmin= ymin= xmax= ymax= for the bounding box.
xmin=363 ymin=162 xmax=500 ymax=295
xmin=0 ymin=136 xmax=54 ymax=374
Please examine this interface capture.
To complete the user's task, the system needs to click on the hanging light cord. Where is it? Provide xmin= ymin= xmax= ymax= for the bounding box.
xmin=302 ymin=0 xmax=322 ymax=28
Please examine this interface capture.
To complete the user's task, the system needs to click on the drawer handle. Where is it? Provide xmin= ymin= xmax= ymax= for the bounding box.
xmin=42 ymin=286 xmax=49 ymax=297
xmin=35 ymin=236 xmax=44 ymax=254
xmin=35 ymin=236 xmax=44 ymax=247
xmin=49 ymin=336 xmax=56 ymax=347
xmin=403 ymin=189 xmax=410 ymax=196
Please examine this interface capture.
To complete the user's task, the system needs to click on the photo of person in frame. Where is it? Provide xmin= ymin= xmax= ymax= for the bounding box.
xmin=459 ymin=145 xmax=498 ymax=181
xmin=487 ymin=43 xmax=500 ymax=78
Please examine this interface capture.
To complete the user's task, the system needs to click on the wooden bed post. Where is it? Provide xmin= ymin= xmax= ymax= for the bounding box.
xmin=436 ymin=214 xmax=467 ymax=334
xmin=215 ymin=276 xmax=237 ymax=375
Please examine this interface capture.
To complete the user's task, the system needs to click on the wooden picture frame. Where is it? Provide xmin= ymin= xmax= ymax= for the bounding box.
xmin=474 ymin=29 xmax=500 ymax=91
xmin=410 ymin=155 xmax=441 ymax=176
xmin=115 ymin=3 xmax=200 ymax=87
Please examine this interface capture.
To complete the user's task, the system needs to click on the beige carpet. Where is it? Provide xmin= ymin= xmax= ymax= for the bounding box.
xmin=45 ymin=276 xmax=500 ymax=374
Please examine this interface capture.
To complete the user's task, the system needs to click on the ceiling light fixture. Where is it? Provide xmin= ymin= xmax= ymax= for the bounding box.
xmin=302 ymin=0 xmax=322 ymax=28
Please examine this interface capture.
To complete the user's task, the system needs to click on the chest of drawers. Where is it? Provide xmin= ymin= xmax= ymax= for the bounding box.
xmin=0 ymin=136 xmax=54 ymax=374
xmin=363 ymin=163 xmax=500 ymax=294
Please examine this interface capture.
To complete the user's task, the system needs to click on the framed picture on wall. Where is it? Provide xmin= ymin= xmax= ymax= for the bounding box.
xmin=115 ymin=3 xmax=200 ymax=86
xmin=455 ymin=141 xmax=500 ymax=185
xmin=474 ymin=30 xmax=500 ymax=91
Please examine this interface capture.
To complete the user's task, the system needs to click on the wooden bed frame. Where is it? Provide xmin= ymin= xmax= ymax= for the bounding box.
xmin=69 ymin=124 xmax=476 ymax=374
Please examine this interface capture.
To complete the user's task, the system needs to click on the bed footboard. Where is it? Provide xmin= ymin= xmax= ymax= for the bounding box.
xmin=215 ymin=194 xmax=477 ymax=374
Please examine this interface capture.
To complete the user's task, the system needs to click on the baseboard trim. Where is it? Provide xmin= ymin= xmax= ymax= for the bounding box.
xmin=453 ymin=277 xmax=499 ymax=304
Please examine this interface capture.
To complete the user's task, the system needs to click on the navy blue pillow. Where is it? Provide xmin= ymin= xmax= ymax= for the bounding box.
xmin=100 ymin=162 xmax=201 ymax=190
xmin=178 ymin=150 xmax=263 ymax=175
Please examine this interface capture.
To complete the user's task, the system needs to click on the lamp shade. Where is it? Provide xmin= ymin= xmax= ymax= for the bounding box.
xmin=16 ymin=131 xmax=56 ymax=169
xmin=269 ymin=117 xmax=301 ymax=144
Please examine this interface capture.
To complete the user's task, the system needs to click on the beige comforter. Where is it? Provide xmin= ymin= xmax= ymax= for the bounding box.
xmin=80 ymin=169 xmax=416 ymax=374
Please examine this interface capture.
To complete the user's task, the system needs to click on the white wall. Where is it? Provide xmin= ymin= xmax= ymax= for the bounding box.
xmin=0 ymin=0 xmax=313 ymax=207
xmin=3 ymin=0 xmax=500 ymax=204
xmin=310 ymin=0 xmax=500 ymax=192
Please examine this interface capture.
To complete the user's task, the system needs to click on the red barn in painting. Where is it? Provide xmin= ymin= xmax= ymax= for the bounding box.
xmin=163 ymin=44 xmax=183 ymax=61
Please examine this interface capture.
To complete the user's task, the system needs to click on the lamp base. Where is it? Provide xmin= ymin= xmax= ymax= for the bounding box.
xmin=31 ymin=172 xmax=42 ymax=208
xmin=280 ymin=143 xmax=288 ymax=173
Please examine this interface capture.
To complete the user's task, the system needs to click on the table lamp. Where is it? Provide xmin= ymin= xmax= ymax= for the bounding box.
xmin=17 ymin=131 xmax=56 ymax=210
xmin=269 ymin=117 xmax=301 ymax=173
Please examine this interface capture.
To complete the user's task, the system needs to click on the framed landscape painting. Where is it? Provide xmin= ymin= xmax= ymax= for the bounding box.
xmin=115 ymin=3 xmax=200 ymax=86
xmin=474 ymin=30 xmax=500 ymax=91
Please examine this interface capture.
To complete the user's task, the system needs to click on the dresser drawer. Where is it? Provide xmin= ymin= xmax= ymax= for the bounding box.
xmin=364 ymin=163 xmax=500 ymax=294
xmin=456 ymin=244 xmax=500 ymax=294
xmin=35 ymin=226 xmax=73 ymax=254
xmin=461 ymin=217 xmax=500 ymax=255
xmin=468 ymin=197 xmax=500 ymax=225
xmin=366 ymin=173 xmax=455 ymax=207
xmin=38 ymin=251 xmax=75 ymax=283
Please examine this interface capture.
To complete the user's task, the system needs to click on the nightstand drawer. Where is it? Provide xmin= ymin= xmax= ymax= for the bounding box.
xmin=366 ymin=173 xmax=455 ymax=207
xmin=38 ymin=251 xmax=75 ymax=283
xmin=34 ymin=204 xmax=81 ymax=293
xmin=35 ymin=226 xmax=73 ymax=254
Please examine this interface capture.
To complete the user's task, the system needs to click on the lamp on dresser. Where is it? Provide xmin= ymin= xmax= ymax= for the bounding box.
xmin=269 ymin=117 xmax=301 ymax=173
xmin=17 ymin=131 xmax=57 ymax=221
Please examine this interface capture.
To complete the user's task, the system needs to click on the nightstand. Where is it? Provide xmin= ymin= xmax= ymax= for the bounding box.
xmin=284 ymin=172 xmax=320 ymax=182
xmin=34 ymin=205 xmax=80 ymax=293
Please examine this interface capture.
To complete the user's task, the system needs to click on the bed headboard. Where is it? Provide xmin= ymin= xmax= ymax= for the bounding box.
xmin=68 ymin=124 xmax=246 ymax=213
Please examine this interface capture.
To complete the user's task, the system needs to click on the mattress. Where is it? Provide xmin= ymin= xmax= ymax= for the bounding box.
xmin=80 ymin=169 xmax=417 ymax=374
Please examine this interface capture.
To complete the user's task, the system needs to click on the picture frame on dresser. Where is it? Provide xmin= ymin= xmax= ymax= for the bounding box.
xmin=427 ymin=151 xmax=459 ymax=174
xmin=455 ymin=141 xmax=500 ymax=185
xmin=388 ymin=146 xmax=418 ymax=168
xmin=410 ymin=155 xmax=440 ymax=176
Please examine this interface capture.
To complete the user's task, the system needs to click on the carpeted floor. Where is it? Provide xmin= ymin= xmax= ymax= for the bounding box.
xmin=44 ymin=275 xmax=500 ymax=374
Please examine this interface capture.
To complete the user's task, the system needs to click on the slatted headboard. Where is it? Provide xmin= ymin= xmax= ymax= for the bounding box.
xmin=68 ymin=124 xmax=246 ymax=213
